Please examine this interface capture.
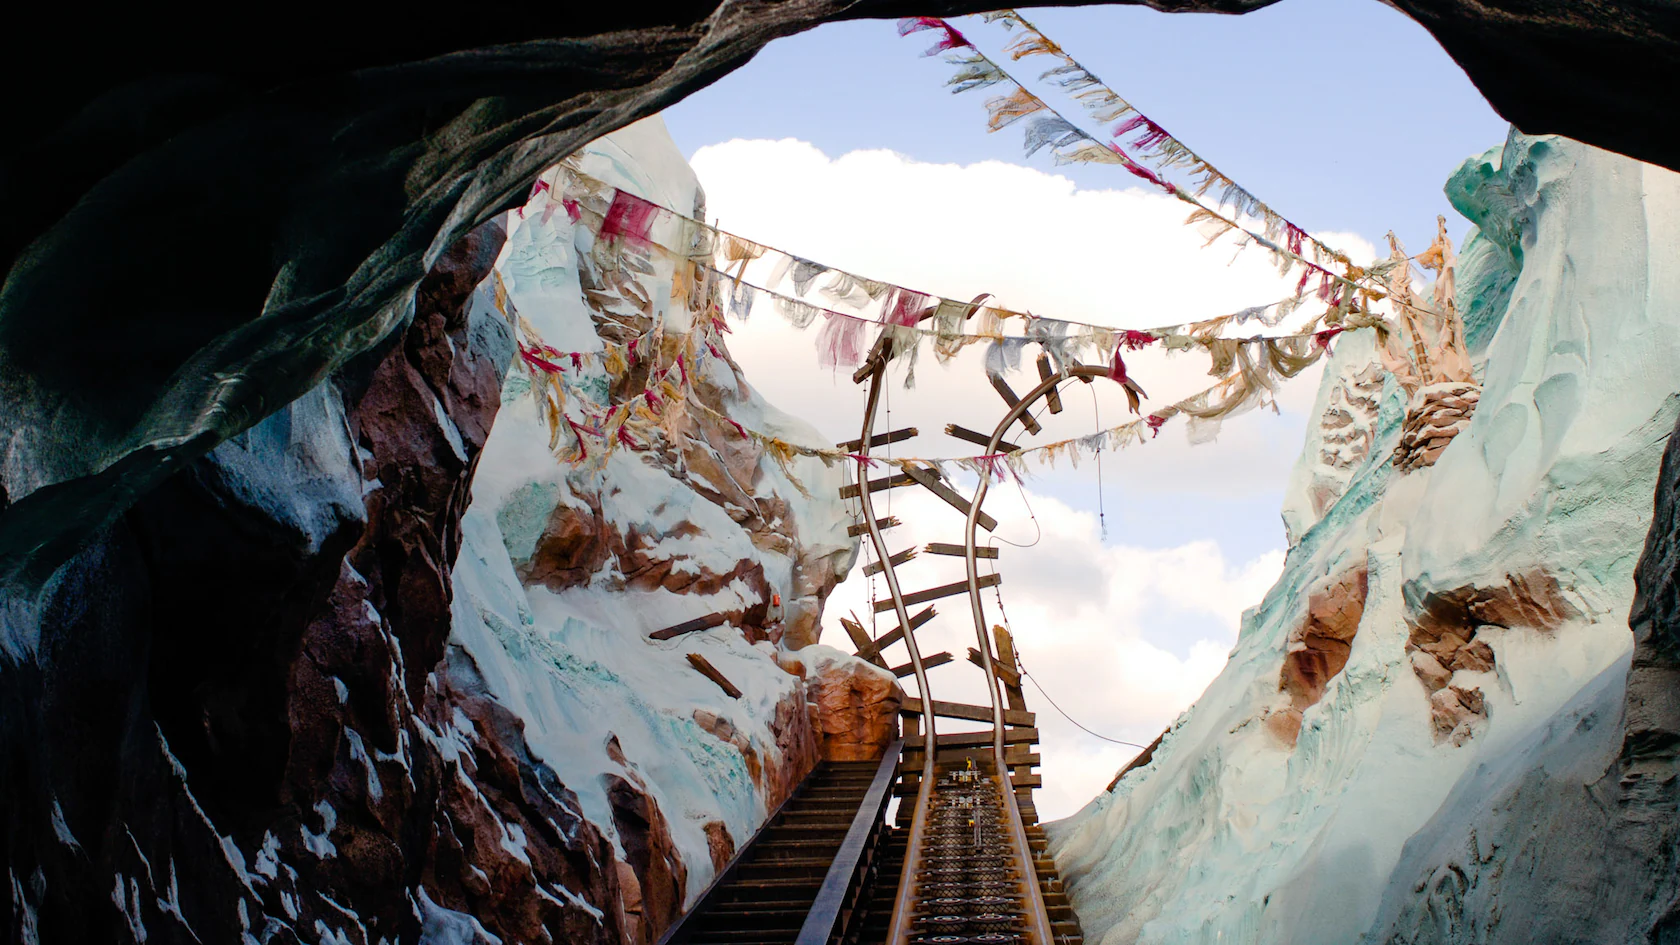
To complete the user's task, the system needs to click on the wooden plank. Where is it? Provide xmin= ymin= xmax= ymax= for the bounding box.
xmin=900 ymin=464 xmax=998 ymax=531
xmin=846 ymin=516 xmax=899 ymax=538
xmin=945 ymin=423 xmax=1020 ymax=454
xmin=904 ymin=728 xmax=1039 ymax=750
xmin=686 ymin=653 xmax=742 ymax=698
xmin=862 ymin=546 xmax=917 ymax=576
xmin=839 ymin=615 xmax=883 ymax=666
xmin=649 ymin=611 xmax=728 ymax=641
xmin=994 ymin=625 xmax=1030 ymax=714
xmin=901 ymin=698 xmax=1035 ymax=727
xmin=889 ymin=651 xmax=952 ymax=677
xmin=835 ymin=427 xmax=917 ymax=453
xmin=924 ymin=542 xmax=998 ymax=559
xmin=988 ymin=374 xmax=1043 ymax=435
xmin=1037 ymin=354 xmax=1063 ymax=415
xmin=967 ymin=646 xmax=1021 ymax=687
xmin=874 ymin=573 xmax=1000 ymax=613
xmin=1007 ymin=773 xmax=1044 ymax=790
xmin=856 ymin=606 xmax=936 ymax=661
xmin=838 ymin=472 xmax=916 ymax=500
xmin=851 ymin=335 xmax=892 ymax=384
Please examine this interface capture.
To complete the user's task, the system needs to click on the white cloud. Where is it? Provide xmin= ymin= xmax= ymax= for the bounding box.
xmin=686 ymin=139 xmax=1349 ymax=818
xmin=820 ymin=482 xmax=1282 ymax=821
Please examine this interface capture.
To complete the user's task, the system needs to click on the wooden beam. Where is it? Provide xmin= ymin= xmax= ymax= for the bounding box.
xmin=904 ymin=728 xmax=1038 ymax=750
xmin=856 ymin=606 xmax=936 ymax=661
xmin=846 ymin=516 xmax=899 ymax=538
xmin=851 ymin=335 xmax=892 ymax=384
xmin=862 ymin=546 xmax=917 ymax=576
xmin=649 ymin=612 xmax=728 ymax=641
xmin=988 ymin=375 xmax=1043 ymax=435
xmin=924 ymin=542 xmax=998 ymax=559
xmin=945 ymin=423 xmax=1020 ymax=454
xmin=836 ymin=427 xmax=918 ymax=453
xmin=686 ymin=653 xmax=742 ymax=698
xmin=874 ymin=574 xmax=1000 ymax=613
xmin=838 ymin=614 xmax=882 ymax=665
xmin=838 ymin=472 xmax=916 ymax=500
xmin=967 ymin=646 xmax=1021 ymax=687
xmin=994 ymin=624 xmax=1030 ymax=714
xmin=900 ymin=464 xmax=998 ymax=531
xmin=1037 ymin=354 xmax=1064 ymax=415
xmin=890 ymin=651 xmax=952 ymax=677
xmin=901 ymin=698 xmax=1035 ymax=727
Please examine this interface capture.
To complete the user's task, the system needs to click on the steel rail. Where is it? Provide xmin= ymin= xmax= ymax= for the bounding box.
xmin=963 ymin=362 xmax=1111 ymax=944
xmin=855 ymin=361 xmax=939 ymax=945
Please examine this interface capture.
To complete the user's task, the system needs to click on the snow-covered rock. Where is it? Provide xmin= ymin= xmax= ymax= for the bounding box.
xmin=447 ymin=115 xmax=871 ymax=943
xmin=1049 ymin=131 xmax=1680 ymax=944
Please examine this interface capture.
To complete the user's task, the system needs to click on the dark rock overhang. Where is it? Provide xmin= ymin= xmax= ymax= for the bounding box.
xmin=2 ymin=0 xmax=1674 ymax=585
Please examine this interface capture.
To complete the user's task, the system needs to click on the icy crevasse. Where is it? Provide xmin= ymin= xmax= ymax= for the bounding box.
xmin=1049 ymin=132 xmax=1680 ymax=944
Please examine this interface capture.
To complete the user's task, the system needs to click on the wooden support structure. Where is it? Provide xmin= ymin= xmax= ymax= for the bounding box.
xmin=686 ymin=653 xmax=742 ymax=698
xmin=900 ymin=698 xmax=1035 ymax=727
xmin=846 ymin=516 xmax=899 ymax=537
xmin=862 ymin=546 xmax=918 ymax=576
xmin=890 ymin=651 xmax=952 ymax=677
xmin=649 ymin=611 xmax=728 ymax=641
xmin=838 ymin=471 xmax=916 ymax=500
xmin=856 ymin=606 xmax=936 ymax=662
xmin=988 ymin=374 xmax=1043 ymax=435
xmin=903 ymin=728 xmax=1038 ymax=750
xmin=875 ymin=573 xmax=1000 ymax=612
xmin=836 ymin=427 xmax=917 ymax=452
xmin=900 ymin=464 xmax=998 ymax=531
xmin=924 ymin=542 xmax=997 ymax=559
xmin=967 ymin=646 xmax=1020 ymax=687
xmin=1037 ymin=354 xmax=1064 ymax=414
xmin=838 ymin=615 xmax=884 ymax=667
xmin=851 ymin=334 xmax=892 ymax=384
xmin=945 ymin=423 xmax=1020 ymax=454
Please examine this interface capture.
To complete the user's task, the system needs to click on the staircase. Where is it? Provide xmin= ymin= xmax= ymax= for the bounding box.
xmin=668 ymin=760 xmax=881 ymax=945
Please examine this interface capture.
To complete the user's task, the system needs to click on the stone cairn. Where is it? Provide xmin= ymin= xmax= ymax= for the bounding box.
xmin=1392 ymin=380 xmax=1480 ymax=473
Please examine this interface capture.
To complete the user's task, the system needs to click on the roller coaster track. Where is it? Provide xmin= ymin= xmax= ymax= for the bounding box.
xmin=660 ymin=336 xmax=1103 ymax=945
xmin=848 ymin=335 xmax=1102 ymax=945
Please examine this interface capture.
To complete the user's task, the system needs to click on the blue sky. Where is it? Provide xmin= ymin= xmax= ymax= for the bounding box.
xmin=665 ymin=0 xmax=1511 ymax=253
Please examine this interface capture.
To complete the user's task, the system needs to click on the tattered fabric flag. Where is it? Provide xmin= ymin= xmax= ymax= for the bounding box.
xmin=1053 ymin=142 xmax=1127 ymax=166
xmin=1145 ymin=414 xmax=1168 ymax=438
xmin=984 ymin=338 xmax=1029 ymax=378
xmin=897 ymin=16 xmax=970 ymax=56
xmin=1003 ymin=30 xmax=1063 ymax=61
xmin=1314 ymin=326 xmax=1346 ymax=351
xmin=1021 ymin=115 xmax=1088 ymax=157
xmin=945 ymin=54 xmax=1010 ymax=93
xmin=1107 ymin=349 xmax=1145 ymax=414
xmin=728 ymin=280 xmax=756 ymax=321
xmin=817 ymin=313 xmax=868 ymax=369
xmin=883 ymin=288 xmax=932 ymax=327
xmin=599 ymin=191 xmax=660 ymax=248
xmin=1119 ymin=330 xmax=1156 ymax=351
xmin=983 ymin=87 xmax=1047 ymax=132
xmin=1114 ymin=114 xmax=1172 ymax=152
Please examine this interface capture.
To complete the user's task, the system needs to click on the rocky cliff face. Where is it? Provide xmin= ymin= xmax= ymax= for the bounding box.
xmin=0 ymin=117 xmax=884 ymax=945
xmin=1048 ymin=131 xmax=1680 ymax=944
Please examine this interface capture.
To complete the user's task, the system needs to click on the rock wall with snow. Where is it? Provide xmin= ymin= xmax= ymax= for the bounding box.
xmin=0 ymin=116 xmax=884 ymax=945
xmin=1048 ymin=131 xmax=1680 ymax=944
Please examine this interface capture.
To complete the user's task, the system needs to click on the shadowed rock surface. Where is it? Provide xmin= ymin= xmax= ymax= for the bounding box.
xmin=3 ymin=1 xmax=1678 ymax=583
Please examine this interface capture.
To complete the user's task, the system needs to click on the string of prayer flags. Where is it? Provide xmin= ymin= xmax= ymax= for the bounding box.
xmin=898 ymin=14 xmax=1368 ymax=308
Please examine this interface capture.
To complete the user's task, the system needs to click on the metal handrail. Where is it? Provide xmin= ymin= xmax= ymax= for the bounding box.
xmin=962 ymin=362 xmax=1109 ymax=944
xmin=794 ymin=738 xmax=905 ymax=945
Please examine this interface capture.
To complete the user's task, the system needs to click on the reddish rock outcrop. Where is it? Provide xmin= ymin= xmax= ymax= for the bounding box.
xmin=1269 ymin=567 xmax=1369 ymax=746
xmin=795 ymin=649 xmax=905 ymax=762
xmin=1404 ymin=569 xmax=1578 ymax=742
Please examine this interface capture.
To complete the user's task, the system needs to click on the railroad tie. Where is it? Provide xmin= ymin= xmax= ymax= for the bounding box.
xmin=873 ymin=573 xmax=1000 ymax=612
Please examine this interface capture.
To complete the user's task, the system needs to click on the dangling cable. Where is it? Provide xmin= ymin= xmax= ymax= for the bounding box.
xmin=1089 ymin=384 xmax=1108 ymax=541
